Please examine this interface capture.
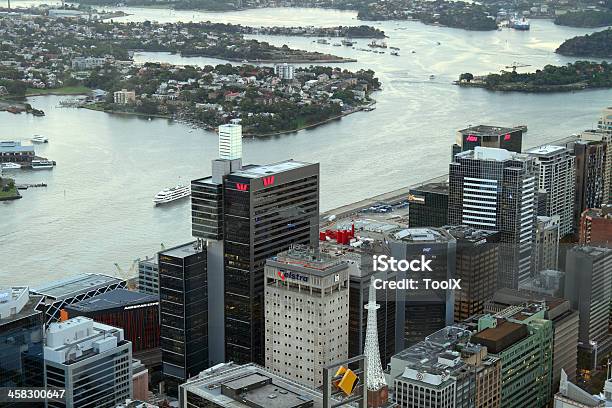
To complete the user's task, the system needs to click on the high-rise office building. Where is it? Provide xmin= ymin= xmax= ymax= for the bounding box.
xmin=526 ymin=145 xmax=575 ymax=237
xmin=579 ymin=205 xmax=612 ymax=246
xmin=386 ymin=326 xmax=501 ymax=408
xmin=444 ymin=225 xmax=500 ymax=322
xmin=534 ymin=215 xmax=560 ymax=272
xmin=408 ymin=181 xmax=449 ymax=228
xmin=385 ymin=227 xmax=456 ymax=349
xmin=580 ymin=129 xmax=611 ymax=206
xmin=264 ymin=245 xmax=348 ymax=387
xmin=224 ymin=160 xmax=319 ymax=365
xmin=158 ymin=241 xmax=208 ymax=396
xmin=470 ymin=307 xmax=553 ymax=408
xmin=138 ymin=255 xmax=159 ymax=295
xmin=452 ymin=125 xmax=523 ymax=160
xmin=218 ymin=123 xmax=243 ymax=160
xmin=569 ymin=140 xmax=607 ymax=228
xmin=43 ymin=316 xmax=132 ymax=408
xmin=485 ymin=289 xmax=579 ymax=389
xmin=449 ymin=146 xmax=538 ymax=289
xmin=564 ymin=246 xmax=612 ymax=361
xmin=0 ymin=287 xmax=44 ymax=408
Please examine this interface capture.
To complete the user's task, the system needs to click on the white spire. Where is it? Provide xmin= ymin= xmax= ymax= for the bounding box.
xmin=364 ymin=280 xmax=387 ymax=391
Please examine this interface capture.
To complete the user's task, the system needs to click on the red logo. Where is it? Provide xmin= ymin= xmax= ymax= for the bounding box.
xmin=504 ymin=133 xmax=511 ymax=141
xmin=277 ymin=271 xmax=285 ymax=281
xmin=263 ymin=176 xmax=275 ymax=187
xmin=466 ymin=135 xmax=478 ymax=142
xmin=236 ymin=183 xmax=249 ymax=191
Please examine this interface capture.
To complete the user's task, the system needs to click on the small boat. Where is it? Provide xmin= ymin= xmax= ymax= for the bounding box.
xmin=154 ymin=184 xmax=191 ymax=205
xmin=0 ymin=163 xmax=21 ymax=170
xmin=316 ymin=39 xmax=329 ymax=44
xmin=429 ymin=74 xmax=435 ymax=80
xmin=31 ymin=159 xmax=54 ymax=170
xmin=341 ymin=39 xmax=355 ymax=46
xmin=411 ymin=50 xmax=416 ymax=54
xmin=31 ymin=135 xmax=48 ymax=143
xmin=436 ymin=41 xmax=441 ymax=45
xmin=333 ymin=43 xmax=342 ymax=46
xmin=391 ymin=51 xmax=399 ymax=56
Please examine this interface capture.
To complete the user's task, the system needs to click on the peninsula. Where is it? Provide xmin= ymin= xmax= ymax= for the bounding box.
xmin=456 ymin=61 xmax=612 ymax=92
xmin=556 ymin=29 xmax=612 ymax=58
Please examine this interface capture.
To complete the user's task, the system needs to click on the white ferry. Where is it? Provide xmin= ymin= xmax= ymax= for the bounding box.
xmin=31 ymin=159 xmax=54 ymax=169
xmin=31 ymin=135 xmax=48 ymax=143
xmin=153 ymin=184 xmax=191 ymax=205
xmin=1 ymin=163 xmax=22 ymax=170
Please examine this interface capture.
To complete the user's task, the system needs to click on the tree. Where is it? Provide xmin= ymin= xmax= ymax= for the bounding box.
xmin=459 ymin=73 xmax=474 ymax=82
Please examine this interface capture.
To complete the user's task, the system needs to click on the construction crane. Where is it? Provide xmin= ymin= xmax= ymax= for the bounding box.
xmin=114 ymin=258 xmax=139 ymax=290
xmin=503 ymin=62 xmax=532 ymax=73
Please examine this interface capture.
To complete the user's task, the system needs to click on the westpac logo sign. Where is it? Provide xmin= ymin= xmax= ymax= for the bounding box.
xmin=263 ymin=176 xmax=275 ymax=187
xmin=277 ymin=270 xmax=308 ymax=283
xmin=236 ymin=182 xmax=249 ymax=191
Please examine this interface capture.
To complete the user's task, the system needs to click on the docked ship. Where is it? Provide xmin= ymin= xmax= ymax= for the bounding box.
xmin=0 ymin=163 xmax=21 ymax=170
xmin=31 ymin=159 xmax=54 ymax=169
xmin=510 ymin=16 xmax=530 ymax=30
xmin=341 ymin=39 xmax=355 ymax=46
xmin=153 ymin=184 xmax=191 ymax=205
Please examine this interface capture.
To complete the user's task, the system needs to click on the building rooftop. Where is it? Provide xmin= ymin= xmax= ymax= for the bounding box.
xmin=525 ymin=145 xmax=567 ymax=157
xmin=269 ymin=245 xmax=347 ymax=276
xmin=65 ymin=289 xmax=158 ymax=313
xmin=456 ymin=146 xmax=530 ymax=163
xmin=0 ymin=140 xmax=35 ymax=153
xmin=471 ymin=321 xmax=528 ymax=354
xmin=181 ymin=363 xmax=327 ymax=408
xmin=32 ymin=273 xmax=125 ymax=300
xmin=444 ymin=225 xmax=499 ymax=244
xmin=409 ymin=182 xmax=449 ymax=195
xmin=159 ymin=240 xmax=205 ymax=259
xmin=231 ymin=160 xmax=314 ymax=179
xmin=582 ymin=205 xmax=612 ymax=219
xmin=0 ymin=287 xmax=42 ymax=325
xmin=388 ymin=227 xmax=453 ymax=243
xmin=570 ymin=245 xmax=612 ymax=259
xmin=458 ymin=125 xmax=518 ymax=137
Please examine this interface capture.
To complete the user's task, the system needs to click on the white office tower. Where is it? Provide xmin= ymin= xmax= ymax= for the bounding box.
xmin=364 ymin=280 xmax=389 ymax=407
xmin=264 ymin=245 xmax=349 ymax=388
xmin=218 ymin=123 xmax=242 ymax=160
xmin=449 ymin=147 xmax=538 ymax=289
xmin=526 ymin=145 xmax=576 ymax=237
xmin=44 ymin=316 xmax=132 ymax=408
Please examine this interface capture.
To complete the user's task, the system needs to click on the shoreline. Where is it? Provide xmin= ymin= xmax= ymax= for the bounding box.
xmin=82 ymin=100 xmax=375 ymax=136
xmin=179 ymin=53 xmax=357 ymax=63
xmin=455 ymin=81 xmax=608 ymax=93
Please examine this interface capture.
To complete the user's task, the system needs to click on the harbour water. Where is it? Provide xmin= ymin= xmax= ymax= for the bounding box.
xmin=1 ymin=5 xmax=611 ymax=285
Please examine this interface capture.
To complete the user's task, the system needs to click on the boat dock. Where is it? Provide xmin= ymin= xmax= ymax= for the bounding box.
xmin=16 ymin=183 xmax=48 ymax=190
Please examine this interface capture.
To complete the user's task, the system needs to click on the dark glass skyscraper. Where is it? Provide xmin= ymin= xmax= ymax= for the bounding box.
xmin=158 ymin=241 xmax=208 ymax=396
xmin=408 ymin=181 xmax=449 ymax=228
xmin=223 ymin=160 xmax=319 ymax=364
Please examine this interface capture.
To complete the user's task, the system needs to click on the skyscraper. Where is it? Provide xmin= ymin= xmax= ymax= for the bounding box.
xmin=452 ymin=125 xmax=523 ymax=160
xmin=444 ymin=225 xmax=500 ymax=322
xmin=224 ymin=160 xmax=319 ymax=365
xmin=579 ymin=205 xmax=612 ymax=246
xmin=264 ymin=245 xmax=348 ymax=387
xmin=570 ymin=140 xmax=607 ymax=228
xmin=564 ymin=246 xmax=612 ymax=363
xmin=218 ymin=122 xmax=243 ymax=160
xmin=408 ymin=181 xmax=449 ymax=228
xmin=158 ymin=241 xmax=208 ymax=396
xmin=534 ymin=215 xmax=560 ymax=272
xmin=43 ymin=317 xmax=132 ymax=408
xmin=526 ymin=145 xmax=575 ymax=237
xmin=385 ymin=227 xmax=456 ymax=349
xmin=449 ymin=146 xmax=538 ymax=289
xmin=0 ymin=287 xmax=44 ymax=408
